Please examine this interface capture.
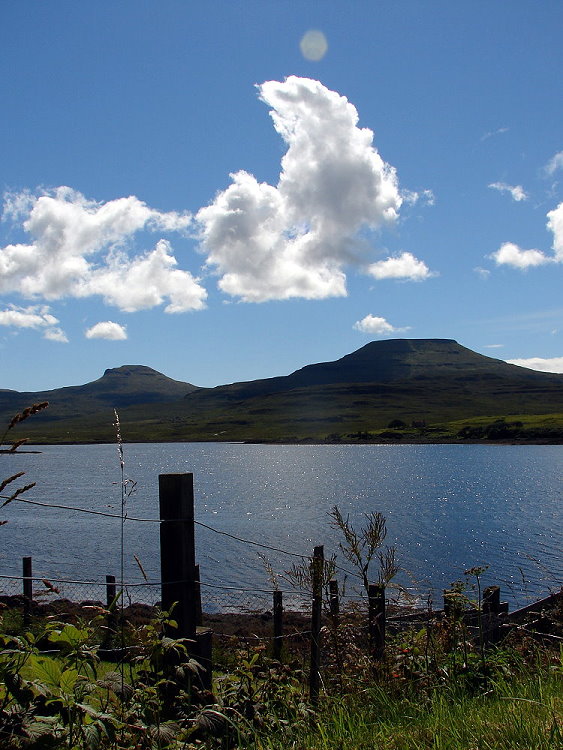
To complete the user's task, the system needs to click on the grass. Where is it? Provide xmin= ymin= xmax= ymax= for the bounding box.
xmin=253 ymin=668 xmax=562 ymax=750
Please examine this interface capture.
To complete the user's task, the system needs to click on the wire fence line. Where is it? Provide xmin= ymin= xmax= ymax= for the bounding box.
xmin=2 ymin=480 xmax=557 ymax=617
xmin=4 ymin=494 xmax=364 ymax=582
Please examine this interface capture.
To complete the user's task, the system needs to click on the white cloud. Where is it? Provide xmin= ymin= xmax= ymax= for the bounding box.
xmin=545 ymin=151 xmax=563 ymax=176
xmin=0 ymin=187 xmax=206 ymax=312
xmin=85 ymin=321 xmax=128 ymax=340
xmin=80 ymin=239 xmax=207 ymax=313
xmin=488 ymin=182 xmax=528 ymax=202
xmin=0 ymin=304 xmax=67 ymax=342
xmin=491 ymin=202 xmax=563 ymax=269
xmin=547 ymin=202 xmax=563 ymax=260
xmin=491 ymin=241 xmax=549 ymax=269
xmin=480 ymin=127 xmax=509 ymax=142
xmin=353 ymin=314 xmax=410 ymax=335
xmin=402 ymin=189 xmax=435 ymax=206
xmin=43 ymin=327 xmax=68 ymax=343
xmin=366 ymin=251 xmax=433 ymax=281
xmin=0 ymin=305 xmax=56 ymax=329
xmin=197 ymin=77 xmax=431 ymax=302
xmin=506 ymin=356 xmax=563 ymax=374
xmin=484 ymin=344 xmax=504 ymax=349
xmin=474 ymin=266 xmax=491 ymax=279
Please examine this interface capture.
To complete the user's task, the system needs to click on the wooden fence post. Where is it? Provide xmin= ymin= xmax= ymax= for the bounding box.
xmin=329 ymin=579 xmax=339 ymax=619
xmin=106 ymin=574 xmax=117 ymax=608
xmin=158 ymin=473 xmax=212 ymax=689
xmin=309 ymin=545 xmax=324 ymax=706
xmin=105 ymin=574 xmax=117 ymax=635
xmin=22 ymin=556 xmax=32 ymax=626
xmin=194 ymin=564 xmax=203 ymax=626
xmin=159 ymin=473 xmax=197 ymax=642
xmin=482 ymin=585 xmax=500 ymax=614
xmin=368 ymin=583 xmax=385 ymax=660
xmin=273 ymin=590 xmax=283 ymax=660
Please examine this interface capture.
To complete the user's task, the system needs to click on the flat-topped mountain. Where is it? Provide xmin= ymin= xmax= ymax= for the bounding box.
xmin=188 ymin=338 xmax=563 ymax=403
xmin=0 ymin=365 xmax=198 ymax=421
xmin=2 ymin=340 xmax=563 ymax=443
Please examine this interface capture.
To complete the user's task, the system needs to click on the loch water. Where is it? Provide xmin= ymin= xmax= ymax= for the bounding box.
xmin=1 ymin=443 xmax=561 ymax=609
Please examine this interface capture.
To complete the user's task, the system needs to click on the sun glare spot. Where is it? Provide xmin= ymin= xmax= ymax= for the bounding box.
xmin=300 ymin=30 xmax=328 ymax=61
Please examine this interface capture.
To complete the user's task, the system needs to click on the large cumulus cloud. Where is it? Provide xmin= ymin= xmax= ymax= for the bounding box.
xmin=197 ymin=76 xmax=429 ymax=301
xmin=0 ymin=187 xmax=207 ymax=312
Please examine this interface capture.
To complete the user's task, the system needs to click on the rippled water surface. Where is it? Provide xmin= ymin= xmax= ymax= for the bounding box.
xmin=1 ymin=443 xmax=561 ymax=607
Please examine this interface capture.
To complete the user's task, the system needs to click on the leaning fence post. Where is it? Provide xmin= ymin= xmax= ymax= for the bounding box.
xmin=368 ymin=583 xmax=385 ymax=660
xmin=273 ymin=590 xmax=283 ymax=660
xmin=23 ymin=556 xmax=32 ymax=626
xmin=309 ymin=545 xmax=324 ymax=706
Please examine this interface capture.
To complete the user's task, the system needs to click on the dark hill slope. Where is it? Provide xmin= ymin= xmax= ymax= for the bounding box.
xmin=3 ymin=340 xmax=563 ymax=443
xmin=0 ymin=365 xmax=199 ymax=422
xmin=184 ymin=338 xmax=563 ymax=404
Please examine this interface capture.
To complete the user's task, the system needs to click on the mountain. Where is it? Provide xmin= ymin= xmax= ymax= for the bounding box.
xmin=0 ymin=365 xmax=198 ymax=422
xmin=2 ymin=340 xmax=563 ymax=443
xmin=191 ymin=338 xmax=558 ymax=401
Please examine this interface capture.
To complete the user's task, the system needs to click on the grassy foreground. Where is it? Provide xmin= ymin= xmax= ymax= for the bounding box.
xmin=259 ymin=671 xmax=562 ymax=749
xmin=1 ymin=600 xmax=561 ymax=749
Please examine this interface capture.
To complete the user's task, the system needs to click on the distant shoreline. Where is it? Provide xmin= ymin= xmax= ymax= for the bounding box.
xmin=2 ymin=437 xmax=563 ymax=449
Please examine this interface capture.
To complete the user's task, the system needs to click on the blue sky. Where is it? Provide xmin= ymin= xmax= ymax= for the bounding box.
xmin=1 ymin=1 xmax=562 ymax=392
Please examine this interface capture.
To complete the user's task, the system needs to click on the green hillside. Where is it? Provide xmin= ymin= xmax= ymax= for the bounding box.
xmin=2 ymin=339 xmax=563 ymax=444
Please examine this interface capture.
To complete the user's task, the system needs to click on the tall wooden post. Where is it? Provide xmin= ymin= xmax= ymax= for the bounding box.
xmin=194 ymin=564 xmax=203 ymax=626
xmin=273 ymin=590 xmax=283 ymax=660
xmin=368 ymin=583 xmax=385 ymax=660
xmin=159 ymin=473 xmax=197 ymax=641
xmin=106 ymin=574 xmax=117 ymax=608
xmin=482 ymin=585 xmax=500 ymax=614
xmin=329 ymin=579 xmax=339 ymax=619
xmin=309 ymin=545 xmax=324 ymax=706
xmin=105 ymin=574 xmax=117 ymax=636
xmin=22 ymin=556 xmax=32 ymax=626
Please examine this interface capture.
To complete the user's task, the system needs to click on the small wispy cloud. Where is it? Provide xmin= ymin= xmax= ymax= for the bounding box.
xmin=353 ymin=314 xmax=410 ymax=336
xmin=488 ymin=182 xmax=528 ymax=202
xmin=366 ymin=252 xmax=433 ymax=281
xmin=474 ymin=266 xmax=491 ymax=279
xmin=484 ymin=344 xmax=503 ymax=349
xmin=544 ymin=151 xmax=563 ymax=176
xmin=43 ymin=327 xmax=68 ymax=343
xmin=0 ymin=304 xmax=67 ymax=341
xmin=85 ymin=321 xmax=127 ymax=340
xmin=480 ymin=127 xmax=509 ymax=142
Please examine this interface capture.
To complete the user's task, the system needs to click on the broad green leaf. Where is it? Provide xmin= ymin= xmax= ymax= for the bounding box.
xmin=60 ymin=667 xmax=79 ymax=695
xmin=29 ymin=655 xmax=62 ymax=690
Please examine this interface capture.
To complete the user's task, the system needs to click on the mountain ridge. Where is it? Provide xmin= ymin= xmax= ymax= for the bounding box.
xmin=2 ymin=339 xmax=563 ymax=443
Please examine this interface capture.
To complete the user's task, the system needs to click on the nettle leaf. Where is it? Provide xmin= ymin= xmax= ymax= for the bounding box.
xmin=96 ymin=671 xmax=134 ymax=698
xmin=83 ymin=722 xmax=102 ymax=750
xmin=23 ymin=716 xmax=59 ymax=741
xmin=194 ymin=708 xmax=230 ymax=736
xmin=148 ymin=721 xmax=181 ymax=743
xmin=59 ymin=668 xmax=79 ymax=695
xmin=48 ymin=623 xmax=90 ymax=648
xmin=29 ymin=655 xmax=62 ymax=690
